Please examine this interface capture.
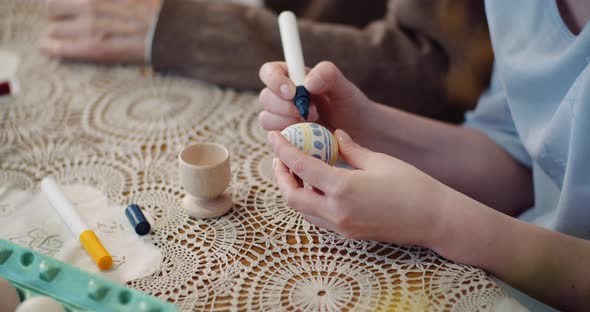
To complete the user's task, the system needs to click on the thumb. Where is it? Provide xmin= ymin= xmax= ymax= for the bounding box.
xmin=335 ymin=129 xmax=375 ymax=170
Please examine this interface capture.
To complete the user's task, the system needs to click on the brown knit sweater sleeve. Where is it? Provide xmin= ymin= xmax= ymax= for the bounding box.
xmin=151 ymin=0 xmax=492 ymax=121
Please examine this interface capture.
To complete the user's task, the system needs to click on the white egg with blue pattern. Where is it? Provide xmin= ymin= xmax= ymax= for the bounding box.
xmin=280 ymin=123 xmax=339 ymax=165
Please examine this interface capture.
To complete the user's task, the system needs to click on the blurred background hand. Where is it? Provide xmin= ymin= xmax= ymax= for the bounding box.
xmin=40 ymin=0 xmax=162 ymax=63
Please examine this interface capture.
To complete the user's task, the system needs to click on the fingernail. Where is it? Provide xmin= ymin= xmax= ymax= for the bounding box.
xmin=336 ymin=129 xmax=352 ymax=144
xmin=305 ymin=74 xmax=325 ymax=93
xmin=280 ymin=84 xmax=294 ymax=99
xmin=267 ymin=131 xmax=275 ymax=146
xmin=272 ymin=157 xmax=278 ymax=169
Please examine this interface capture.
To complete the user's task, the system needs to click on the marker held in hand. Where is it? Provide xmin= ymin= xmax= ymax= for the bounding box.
xmin=278 ymin=11 xmax=310 ymax=120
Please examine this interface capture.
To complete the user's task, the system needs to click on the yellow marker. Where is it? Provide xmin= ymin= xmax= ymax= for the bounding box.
xmin=79 ymin=230 xmax=113 ymax=270
xmin=41 ymin=177 xmax=113 ymax=270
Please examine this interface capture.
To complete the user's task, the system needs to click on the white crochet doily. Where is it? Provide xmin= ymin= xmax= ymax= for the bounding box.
xmin=0 ymin=1 xmax=513 ymax=311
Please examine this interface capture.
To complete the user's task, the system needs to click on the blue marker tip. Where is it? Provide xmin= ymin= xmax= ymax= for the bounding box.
xmin=294 ymin=86 xmax=310 ymax=121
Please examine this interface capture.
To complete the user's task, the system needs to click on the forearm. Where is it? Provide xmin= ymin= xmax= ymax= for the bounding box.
xmin=297 ymin=20 xmax=449 ymax=118
xmin=300 ymin=0 xmax=492 ymax=119
xmin=430 ymin=187 xmax=590 ymax=311
xmin=150 ymin=0 xmax=412 ymax=93
xmin=151 ymin=0 xmax=491 ymax=122
xmin=355 ymin=102 xmax=532 ymax=214
xmin=151 ymin=0 xmax=278 ymax=90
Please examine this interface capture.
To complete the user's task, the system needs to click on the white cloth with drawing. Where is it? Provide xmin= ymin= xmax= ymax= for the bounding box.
xmin=0 ymin=184 xmax=161 ymax=284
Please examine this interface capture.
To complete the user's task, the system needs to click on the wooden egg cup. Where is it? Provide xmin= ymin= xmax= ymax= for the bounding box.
xmin=178 ymin=143 xmax=232 ymax=219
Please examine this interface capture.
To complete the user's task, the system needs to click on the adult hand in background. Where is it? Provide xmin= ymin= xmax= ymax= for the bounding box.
xmin=267 ymin=128 xmax=447 ymax=246
xmin=40 ymin=0 xmax=162 ymax=63
xmin=258 ymin=61 xmax=375 ymax=136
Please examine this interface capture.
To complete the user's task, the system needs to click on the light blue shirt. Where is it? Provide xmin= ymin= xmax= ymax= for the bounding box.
xmin=465 ymin=1 xmax=590 ymax=239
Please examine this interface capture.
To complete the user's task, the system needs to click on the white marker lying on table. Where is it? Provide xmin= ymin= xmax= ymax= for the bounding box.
xmin=41 ymin=177 xmax=113 ymax=271
xmin=278 ymin=11 xmax=310 ymax=120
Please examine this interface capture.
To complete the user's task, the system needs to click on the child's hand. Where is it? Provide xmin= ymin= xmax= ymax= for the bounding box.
xmin=268 ymin=129 xmax=445 ymax=246
xmin=258 ymin=61 xmax=373 ymax=133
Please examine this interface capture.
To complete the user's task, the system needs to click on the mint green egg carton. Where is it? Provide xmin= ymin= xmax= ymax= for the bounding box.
xmin=0 ymin=240 xmax=178 ymax=312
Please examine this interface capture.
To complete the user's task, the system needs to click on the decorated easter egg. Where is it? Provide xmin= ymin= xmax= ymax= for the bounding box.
xmin=0 ymin=277 xmax=20 ymax=311
xmin=281 ymin=123 xmax=339 ymax=165
xmin=16 ymin=296 xmax=65 ymax=312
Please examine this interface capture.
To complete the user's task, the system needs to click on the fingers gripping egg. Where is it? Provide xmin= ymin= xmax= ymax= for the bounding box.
xmin=280 ymin=123 xmax=339 ymax=165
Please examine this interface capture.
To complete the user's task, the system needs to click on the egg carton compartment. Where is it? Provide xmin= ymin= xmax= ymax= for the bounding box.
xmin=0 ymin=240 xmax=178 ymax=312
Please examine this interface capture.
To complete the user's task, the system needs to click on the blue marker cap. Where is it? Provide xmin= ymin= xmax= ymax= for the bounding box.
xmin=125 ymin=204 xmax=151 ymax=236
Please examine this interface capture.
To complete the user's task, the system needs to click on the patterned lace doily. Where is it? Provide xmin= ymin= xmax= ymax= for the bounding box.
xmin=0 ymin=1 xmax=510 ymax=311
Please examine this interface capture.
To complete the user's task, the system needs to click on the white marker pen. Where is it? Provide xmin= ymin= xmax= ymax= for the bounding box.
xmin=41 ymin=177 xmax=113 ymax=270
xmin=278 ymin=11 xmax=310 ymax=120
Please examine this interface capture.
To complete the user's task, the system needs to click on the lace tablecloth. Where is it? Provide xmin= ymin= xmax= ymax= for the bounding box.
xmin=0 ymin=1 xmax=512 ymax=311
